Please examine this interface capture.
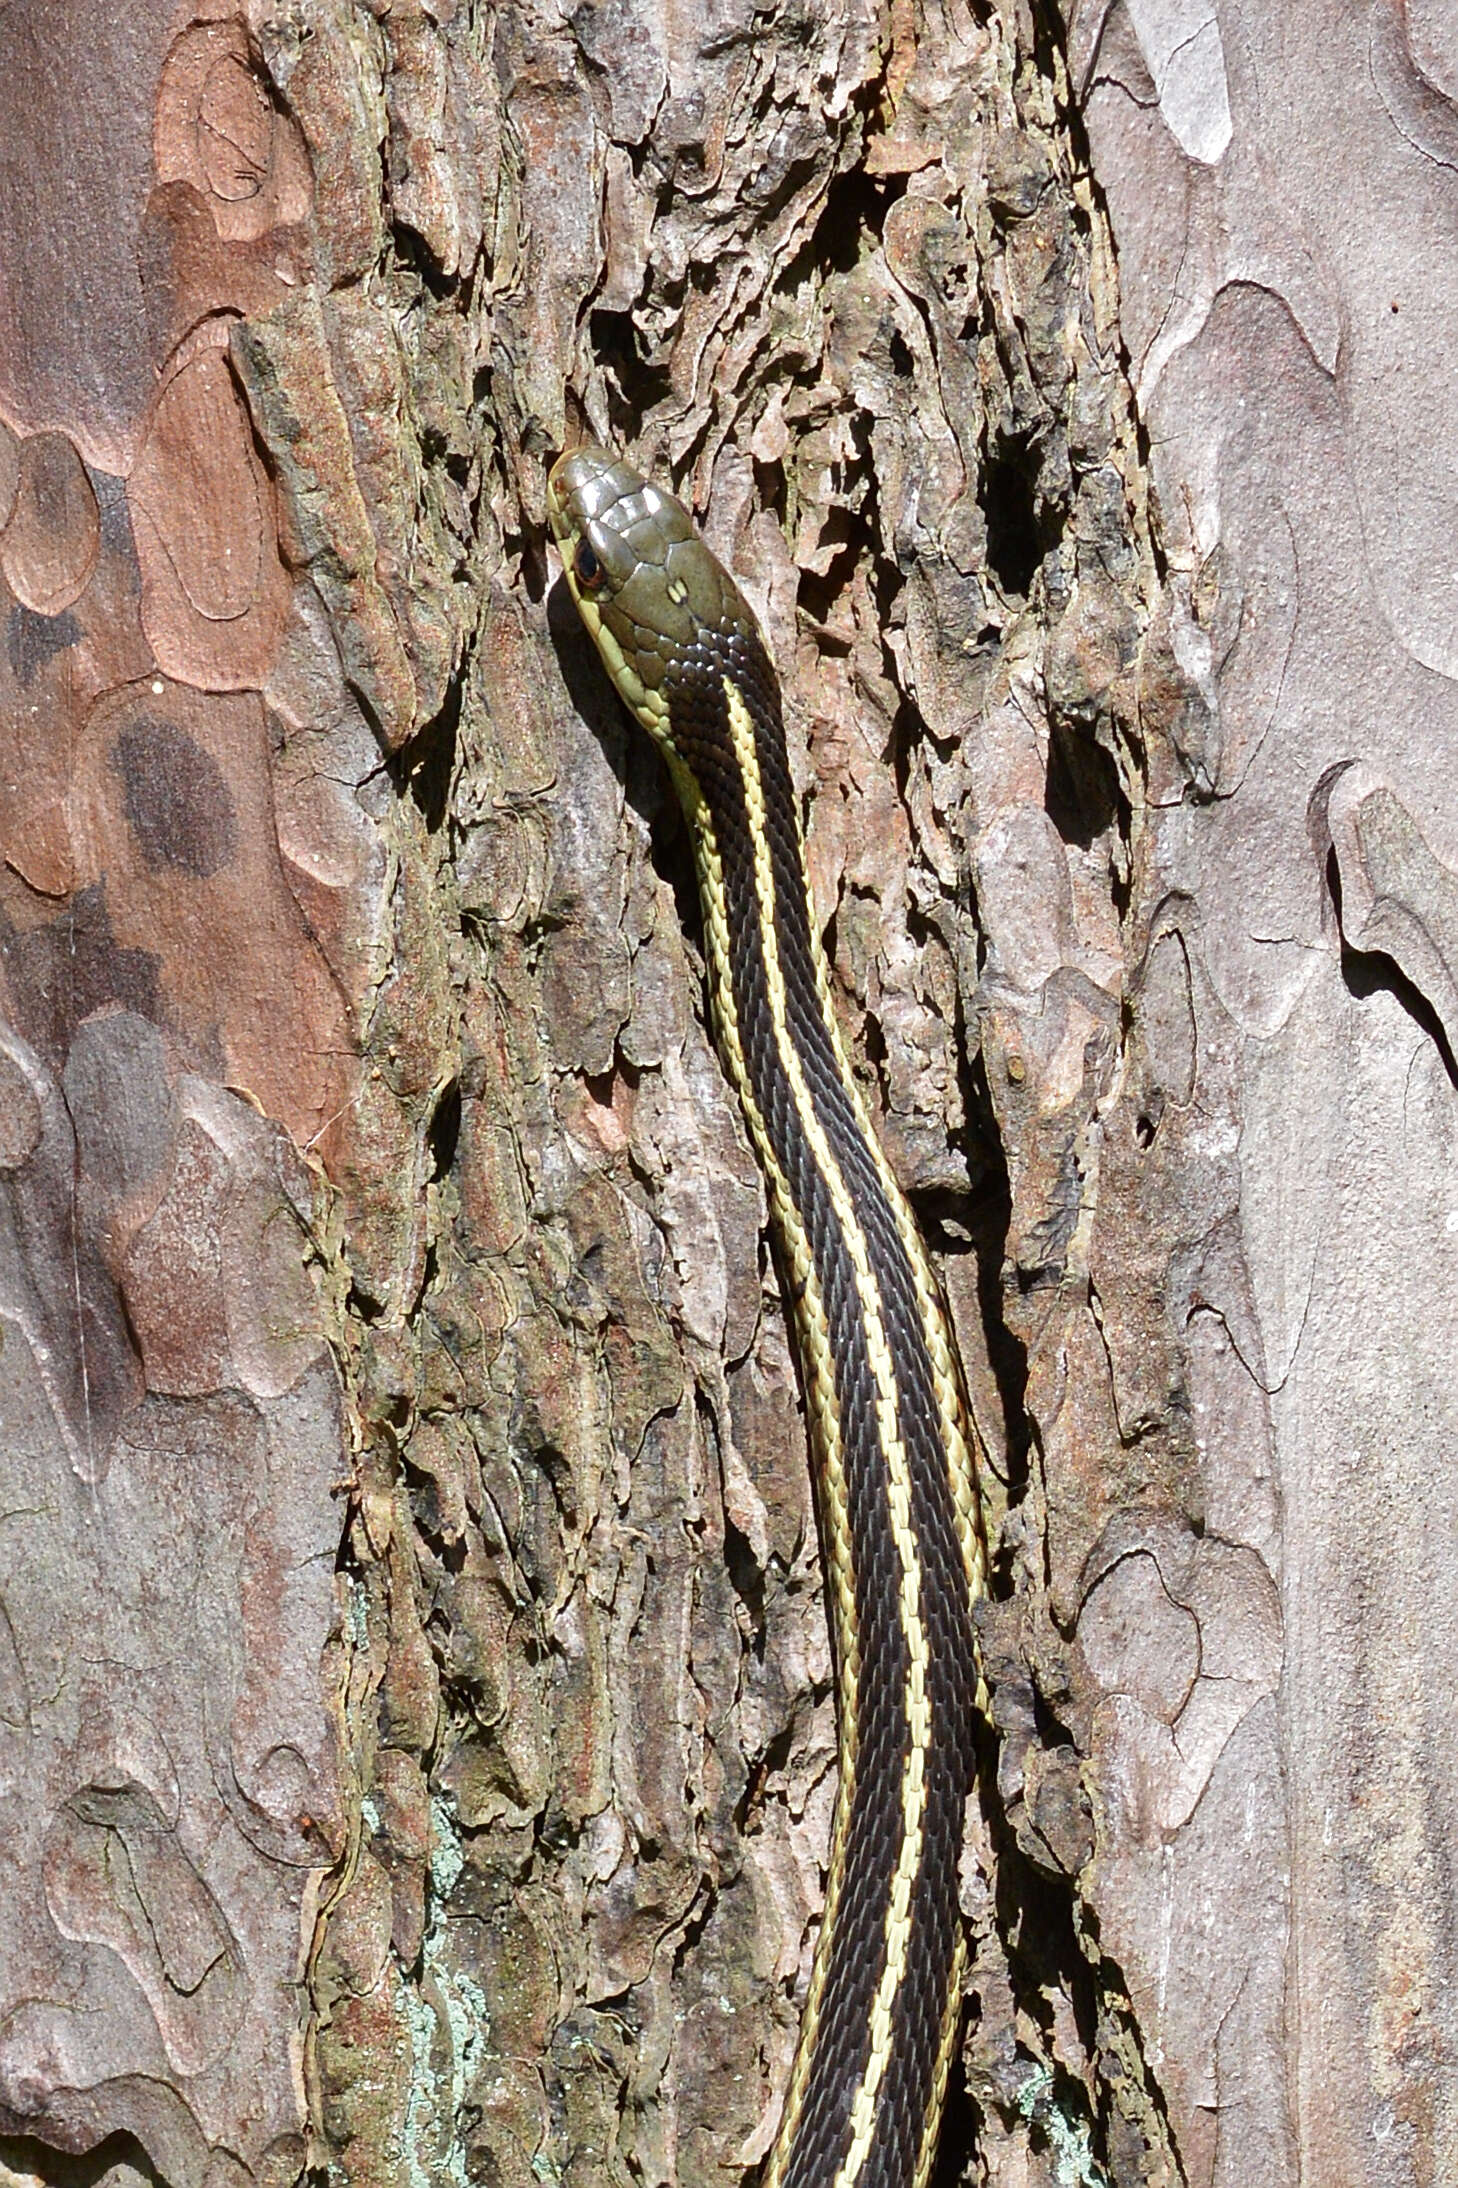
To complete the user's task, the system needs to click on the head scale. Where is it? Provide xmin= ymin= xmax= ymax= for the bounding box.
xmin=546 ymin=443 xmax=763 ymax=753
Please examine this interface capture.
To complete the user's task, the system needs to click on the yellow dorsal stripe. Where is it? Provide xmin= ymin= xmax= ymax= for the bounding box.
xmin=721 ymin=680 xmax=933 ymax=2188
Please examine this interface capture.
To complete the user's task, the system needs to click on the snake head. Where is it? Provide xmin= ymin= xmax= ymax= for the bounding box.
xmin=547 ymin=442 xmax=760 ymax=744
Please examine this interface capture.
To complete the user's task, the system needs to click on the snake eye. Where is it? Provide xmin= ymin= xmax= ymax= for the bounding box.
xmin=574 ymin=538 xmax=606 ymax=592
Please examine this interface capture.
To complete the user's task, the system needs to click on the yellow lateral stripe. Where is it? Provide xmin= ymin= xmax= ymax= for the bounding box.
xmin=645 ymin=732 xmax=865 ymax=2188
xmin=722 ymin=681 xmax=932 ymax=2188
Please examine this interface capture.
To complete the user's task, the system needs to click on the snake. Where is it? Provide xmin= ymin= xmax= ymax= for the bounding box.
xmin=547 ymin=443 xmax=990 ymax=2188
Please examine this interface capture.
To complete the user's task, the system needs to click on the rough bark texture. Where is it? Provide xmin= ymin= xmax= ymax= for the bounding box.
xmin=0 ymin=5 xmax=1452 ymax=2188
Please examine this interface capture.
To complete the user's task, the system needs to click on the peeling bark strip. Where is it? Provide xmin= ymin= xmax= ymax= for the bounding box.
xmin=1 ymin=2 xmax=1454 ymax=2187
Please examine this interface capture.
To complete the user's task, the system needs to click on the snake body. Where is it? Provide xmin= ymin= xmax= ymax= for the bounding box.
xmin=547 ymin=445 xmax=989 ymax=2188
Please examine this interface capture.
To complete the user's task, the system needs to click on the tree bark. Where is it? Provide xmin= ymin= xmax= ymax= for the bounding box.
xmin=0 ymin=4 xmax=1452 ymax=2188
xmin=1073 ymin=4 xmax=1458 ymax=2178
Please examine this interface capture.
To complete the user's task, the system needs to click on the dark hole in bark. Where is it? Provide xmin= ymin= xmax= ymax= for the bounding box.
xmin=428 ymin=1076 xmax=463 ymax=1179
xmin=591 ymin=307 xmax=674 ymax=432
xmin=397 ymin=662 xmax=463 ymax=832
xmin=982 ymin=434 xmax=1043 ymax=596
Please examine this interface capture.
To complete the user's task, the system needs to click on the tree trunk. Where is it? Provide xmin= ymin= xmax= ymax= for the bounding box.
xmin=0 ymin=5 xmax=1451 ymax=2188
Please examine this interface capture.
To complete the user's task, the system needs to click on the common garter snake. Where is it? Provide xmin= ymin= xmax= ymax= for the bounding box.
xmin=547 ymin=444 xmax=990 ymax=2188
